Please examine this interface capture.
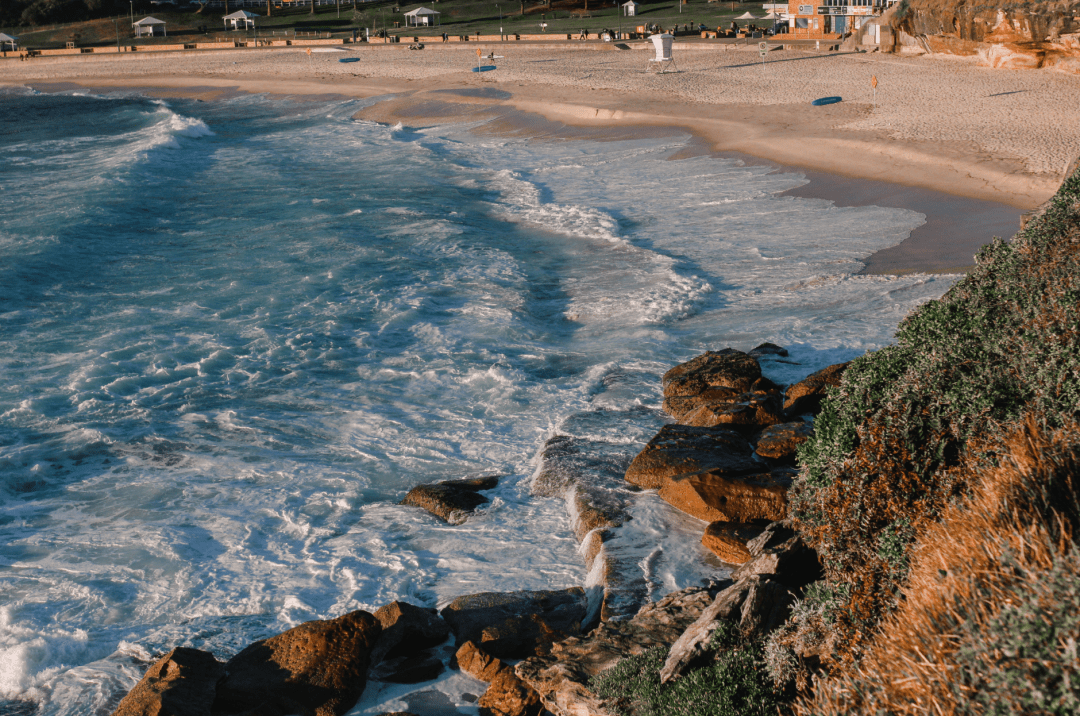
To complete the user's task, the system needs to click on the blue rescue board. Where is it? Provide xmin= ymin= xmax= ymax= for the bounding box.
xmin=339 ymin=57 xmax=360 ymax=63
xmin=471 ymin=65 xmax=498 ymax=72
xmin=811 ymin=96 xmax=842 ymax=106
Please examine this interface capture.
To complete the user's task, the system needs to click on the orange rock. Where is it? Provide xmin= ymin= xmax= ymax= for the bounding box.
xmin=662 ymin=350 xmax=761 ymax=399
xmin=456 ymin=641 xmax=506 ymax=683
xmin=624 ymin=424 xmax=755 ymax=490
xmin=478 ymin=667 xmax=545 ymax=716
xmin=784 ymin=362 xmax=849 ymax=416
xmin=658 ymin=469 xmax=793 ymax=523
xmin=682 ymin=391 xmax=784 ymax=431
xmin=701 ymin=522 xmax=768 ymax=565
xmin=754 ymin=422 xmax=813 ymax=463
xmin=111 ymin=647 xmax=223 ymax=716
xmin=214 ymin=610 xmax=381 ymax=716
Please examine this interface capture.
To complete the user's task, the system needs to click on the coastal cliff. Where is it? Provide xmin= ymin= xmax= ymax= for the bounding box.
xmin=891 ymin=0 xmax=1080 ymax=71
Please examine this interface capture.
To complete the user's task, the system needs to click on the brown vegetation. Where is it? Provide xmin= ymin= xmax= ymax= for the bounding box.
xmin=802 ymin=418 xmax=1080 ymax=715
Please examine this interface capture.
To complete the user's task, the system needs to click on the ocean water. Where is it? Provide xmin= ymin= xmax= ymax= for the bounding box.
xmin=0 ymin=86 xmax=958 ymax=714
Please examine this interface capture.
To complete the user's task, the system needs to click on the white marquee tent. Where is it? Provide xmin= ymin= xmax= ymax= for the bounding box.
xmin=0 ymin=33 xmax=18 ymax=51
xmin=403 ymin=7 xmax=441 ymax=27
xmin=133 ymin=17 xmax=167 ymax=37
xmin=621 ymin=0 xmax=640 ymax=16
xmin=223 ymin=10 xmax=259 ymax=29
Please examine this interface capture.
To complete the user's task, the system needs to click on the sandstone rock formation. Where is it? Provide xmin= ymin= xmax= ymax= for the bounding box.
xmin=478 ymin=667 xmax=545 ymax=716
xmin=455 ymin=642 xmax=545 ymax=716
xmin=399 ymin=475 xmax=500 ymax=524
xmin=680 ymin=388 xmax=785 ymax=431
xmin=783 ymin=362 xmax=849 ymax=417
xmin=213 ymin=610 xmax=381 ymax=716
xmin=623 ymin=424 xmax=756 ymax=490
xmin=754 ymin=421 xmax=813 ymax=464
xmin=701 ymin=521 xmax=767 ymax=564
xmin=456 ymin=641 xmax=508 ymax=683
xmin=894 ymin=0 xmax=1080 ymax=74
xmin=440 ymin=588 xmax=588 ymax=659
xmin=657 ymin=467 xmax=794 ymax=524
xmin=516 ymin=584 xmax=725 ymax=716
xmin=661 ymin=350 xmax=762 ymax=421
xmin=111 ymin=647 xmax=224 ymax=716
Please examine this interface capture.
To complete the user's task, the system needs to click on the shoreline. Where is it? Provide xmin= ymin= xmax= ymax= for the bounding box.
xmin=3 ymin=44 xmax=1074 ymax=210
xmin=13 ymin=68 xmax=1037 ymax=274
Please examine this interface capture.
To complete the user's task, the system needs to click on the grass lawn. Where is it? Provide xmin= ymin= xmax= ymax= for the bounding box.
xmin=5 ymin=0 xmax=770 ymax=48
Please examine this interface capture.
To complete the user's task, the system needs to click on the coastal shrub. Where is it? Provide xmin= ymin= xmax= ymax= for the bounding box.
xmin=786 ymin=164 xmax=1080 ymax=665
xmin=589 ymin=622 xmax=785 ymax=716
xmin=803 ymin=421 xmax=1080 ymax=715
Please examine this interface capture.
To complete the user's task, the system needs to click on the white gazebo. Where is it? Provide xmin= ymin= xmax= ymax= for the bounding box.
xmin=132 ymin=17 xmax=167 ymax=37
xmin=735 ymin=11 xmax=760 ymax=22
xmin=223 ymin=10 xmax=259 ymax=30
xmin=621 ymin=0 xmax=640 ymax=16
xmin=403 ymin=7 xmax=441 ymax=27
xmin=0 ymin=33 xmax=18 ymax=51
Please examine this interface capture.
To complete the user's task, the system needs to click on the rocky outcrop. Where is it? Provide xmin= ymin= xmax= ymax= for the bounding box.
xmin=623 ymin=424 xmax=757 ymax=490
xmin=895 ymin=1 xmax=1080 ymax=74
xmin=479 ymin=668 xmax=545 ymax=716
xmin=657 ymin=467 xmax=795 ymax=524
xmin=440 ymin=588 xmax=589 ymax=659
xmin=455 ymin=642 xmax=545 ymax=716
xmin=701 ymin=521 xmax=767 ymax=564
xmin=399 ymin=475 xmax=500 ymax=524
xmin=680 ymin=387 xmax=786 ymax=431
xmin=515 ymin=584 xmax=725 ymax=716
xmin=111 ymin=647 xmax=224 ymax=716
xmin=754 ymin=422 xmax=813 ymax=464
xmin=213 ymin=610 xmax=382 ymax=716
xmin=783 ymin=362 xmax=849 ymax=417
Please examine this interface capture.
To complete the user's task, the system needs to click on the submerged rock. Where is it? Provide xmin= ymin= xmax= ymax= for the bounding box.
xmin=516 ymin=584 xmax=724 ymax=716
xmin=783 ymin=362 xmax=849 ymax=417
xmin=748 ymin=342 xmax=789 ymax=359
xmin=400 ymin=475 xmax=500 ymax=524
xmin=111 ymin=647 xmax=224 ymax=716
xmin=213 ymin=610 xmax=381 ymax=716
xmin=441 ymin=588 xmax=588 ymax=659
xmin=657 ymin=467 xmax=795 ymax=524
xmin=623 ymin=424 xmax=756 ymax=490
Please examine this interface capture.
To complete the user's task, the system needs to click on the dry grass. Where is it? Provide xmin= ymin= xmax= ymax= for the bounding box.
xmin=802 ymin=418 xmax=1080 ymax=715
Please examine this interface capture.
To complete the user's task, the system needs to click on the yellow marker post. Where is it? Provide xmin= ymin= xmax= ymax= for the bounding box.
xmin=871 ymin=74 xmax=878 ymax=105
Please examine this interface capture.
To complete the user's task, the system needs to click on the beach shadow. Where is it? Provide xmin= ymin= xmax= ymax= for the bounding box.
xmin=723 ymin=52 xmax=858 ymax=70
xmin=988 ymin=89 xmax=1028 ymax=97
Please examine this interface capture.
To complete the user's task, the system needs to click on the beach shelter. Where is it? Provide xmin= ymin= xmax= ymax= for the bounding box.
xmin=223 ymin=10 xmax=258 ymax=29
xmin=0 ymin=33 xmax=18 ymax=51
xmin=403 ymin=7 xmax=440 ymax=27
xmin=734 ymin=11 xmax=759 ymax=24
xmin=621 ymin=0 xmax=640 ymax=16
xmin=132 ymin=17 xmax=167 ymax=37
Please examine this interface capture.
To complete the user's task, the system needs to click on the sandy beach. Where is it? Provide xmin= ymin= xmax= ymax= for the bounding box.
xmin=4 ymin=42 xmax=1079 ymax=271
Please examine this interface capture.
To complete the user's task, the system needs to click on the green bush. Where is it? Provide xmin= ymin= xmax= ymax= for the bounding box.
xmin=788 ymin=165 xmax=1080 ymax=662
xmin=589 ymin=622 xmax=785 ymax=716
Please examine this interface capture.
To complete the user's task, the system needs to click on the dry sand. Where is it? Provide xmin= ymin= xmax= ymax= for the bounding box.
xmin=4 ymin=41 xmax=1079 ymax=271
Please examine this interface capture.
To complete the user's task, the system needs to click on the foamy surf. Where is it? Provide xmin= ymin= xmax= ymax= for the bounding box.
xmin=0 ymin=88 xmax=961 ymax=714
